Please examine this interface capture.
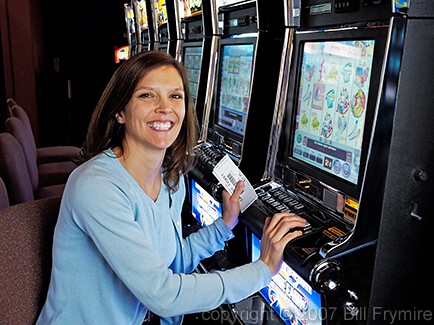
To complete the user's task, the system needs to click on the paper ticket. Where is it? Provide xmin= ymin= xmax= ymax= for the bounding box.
xmin=212 ymin=154 xmax=257 ymax=212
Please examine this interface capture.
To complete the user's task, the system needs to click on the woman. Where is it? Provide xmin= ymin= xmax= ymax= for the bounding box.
xmin=37 ymin=51 xmax=306 ymax=325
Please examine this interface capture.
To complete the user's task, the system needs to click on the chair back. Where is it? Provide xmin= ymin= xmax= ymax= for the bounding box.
xmin=0 ymin=132 xmax=34 ymax=204
xmin=8 ymin=102 xmax=35 ymax=140
xmin=0 ymin=196 xmax=61 ymax=324
xmin=0 ymin=177 xmax=10 ymax=210
xmin=5 ymin=116 xmax=39 ymax=190
xmin=6 ymin=98 xmax=19 ymax=115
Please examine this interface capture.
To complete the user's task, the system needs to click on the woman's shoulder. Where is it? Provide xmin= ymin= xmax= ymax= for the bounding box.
xmin=68 ymin=150 xmax=126 ymax=188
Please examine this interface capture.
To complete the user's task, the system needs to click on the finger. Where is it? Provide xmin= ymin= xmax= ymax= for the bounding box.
xmin=222 ymin=189 xmax=231 ymax=200
xmin=266 ymin=212 xmax=299 ymax=230
xmin=281 ymin=229 xmax=304 ymax=246
xmin=263 ymin=216 xmax=271 ymax=231
xmin=265 ymin=215 xmax=306 ymax=241
xmin=232 ymin=180 xmax=245 ymax=198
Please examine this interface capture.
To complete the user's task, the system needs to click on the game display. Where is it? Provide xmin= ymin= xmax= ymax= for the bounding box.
xmin=216 ymin=42 xmax=254 ymax=137
xmin=292 ymin=40 xmax=375 ymax=185
xmin=191 ymin=179 xmax=223 ymax=227
xmin=251 ymin=234 xmax=322 ymax=325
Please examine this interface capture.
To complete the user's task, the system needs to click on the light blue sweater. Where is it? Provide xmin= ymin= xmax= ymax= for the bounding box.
xmin=36 ymin=150 xmax=271 ymax=325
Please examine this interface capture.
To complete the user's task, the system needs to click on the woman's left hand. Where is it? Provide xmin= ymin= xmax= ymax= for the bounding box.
xmin=222 ymin=180 xmax=245 ymax=230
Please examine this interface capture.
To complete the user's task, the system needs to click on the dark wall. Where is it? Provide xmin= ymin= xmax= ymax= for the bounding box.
xmin=39 ymin=0 xmax=127 ymax=147
xmin=0 ymin=27 xmax=6 ymax=131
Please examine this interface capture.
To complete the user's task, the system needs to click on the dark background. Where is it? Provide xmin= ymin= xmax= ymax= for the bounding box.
xmin=38 ymin=0 xmax=127 ymax=147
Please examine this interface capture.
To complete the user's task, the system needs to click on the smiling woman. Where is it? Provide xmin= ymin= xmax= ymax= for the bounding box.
xmin=35 ymin=50 xmax=306 ymax=325
xmin=79 ymin=51 xmax=198 ymax=192
xmin=114 ymin=65 xmax=186 ymax=161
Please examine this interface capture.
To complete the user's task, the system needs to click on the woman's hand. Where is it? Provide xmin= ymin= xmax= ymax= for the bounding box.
xmin=221 ymin=181 xmax=245 ymax=230
xmin=259 ymin=212 xmax=306 ymax=276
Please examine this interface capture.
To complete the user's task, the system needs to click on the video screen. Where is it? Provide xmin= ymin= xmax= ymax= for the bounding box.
xmin=216 ymin=42 xmax=254 ymax=137
xmin=291 ymin=40 xmax=375 ymax=185
xmin=191 ymin=179 xmax=223 ymax=227
xmin=183 ymin=45 xmax=203 ymax=104
xmin=251 ymin=234 xmax=322 ymax=325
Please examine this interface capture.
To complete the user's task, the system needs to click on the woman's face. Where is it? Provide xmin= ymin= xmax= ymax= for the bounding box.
xmin=117 ymin=65 xmax=186 ymax=154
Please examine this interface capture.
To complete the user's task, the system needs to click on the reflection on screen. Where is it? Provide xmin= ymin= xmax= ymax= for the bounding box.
xmin=292 ymin=40 xmax=375 ymax=185
xmin=251 ymin=234 xmax=322 ymax=325
xmin=191 ymin=179 xmax=223 ymax=227
xmin=183 ymin=46 xmax=202 ymax=104
xmin=216 ymin=43 xmax=254 ymax=136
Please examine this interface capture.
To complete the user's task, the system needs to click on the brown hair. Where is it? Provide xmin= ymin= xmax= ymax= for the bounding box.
xmin=80 ymin=51 xmax=199 ymax=192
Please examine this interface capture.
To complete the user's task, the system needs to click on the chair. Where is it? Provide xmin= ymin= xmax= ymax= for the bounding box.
xmin=7 ymin=98 xmax=81 ymax=164
xmin=0 ymin=177 xmax=10 ymax=210
xmin=0 ymin=132 xmax=65 ymax=205
xmin=6 ymin=116 xmax=77 ymax=188
xmin=0 ymin=196 xmax=61 ymax=324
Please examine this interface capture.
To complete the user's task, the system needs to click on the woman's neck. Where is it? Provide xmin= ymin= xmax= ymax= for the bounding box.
xmin=114 ymin=146 xmax=164 ymax=201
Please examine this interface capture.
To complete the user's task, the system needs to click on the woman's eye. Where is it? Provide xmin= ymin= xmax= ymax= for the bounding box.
xmin=172 ymin=93 xmax=183 ymax=99
xmin=140 ymin=93 xmax=152 ymax=98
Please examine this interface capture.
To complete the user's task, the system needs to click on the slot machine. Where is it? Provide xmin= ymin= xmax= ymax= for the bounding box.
xmin=368 ymin=1 xmax=433 ymax=320
xmin=188 ymin=0 xmax=286 ymax=201
xmin=179 ymin=0 xmax=211 ymax=129
xmin=149 ymin=0 xmax=168 ymax=52
xmin=133 ymin=0 xmax=154 ymax=52
xmin=123 ymin=2 xmax=139 ymax=57
xmin=150 ymin=0 xmax=182 ymax=57
xmin=183 ymin=0 xmax=287 ymax=272
xmin=236 ymin=0 xmax=420 ymax=323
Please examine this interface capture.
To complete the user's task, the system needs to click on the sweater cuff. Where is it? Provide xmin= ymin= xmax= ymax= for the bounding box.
xmin=253 ymin=259 xmax=272 ymax=285
xmin=213 ymin=218 xmax=235 ymax=241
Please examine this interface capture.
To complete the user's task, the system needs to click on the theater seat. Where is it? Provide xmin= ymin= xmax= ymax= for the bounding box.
xmin=0 ymin=196 xmax=61 ymax=324
xmin=5 ymin=116 xmax=77 ymax=188
xmin=0 ymin=177 xmax=9 ymax=210
xmin=7 ymin=98 xmax=81 ymax=164
xmin=0 ymin=132 xmax=65 ymax=205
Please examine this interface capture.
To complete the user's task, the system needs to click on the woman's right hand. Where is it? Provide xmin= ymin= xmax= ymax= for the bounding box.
xmin=259 ymin=212 xmax=306 ymax=276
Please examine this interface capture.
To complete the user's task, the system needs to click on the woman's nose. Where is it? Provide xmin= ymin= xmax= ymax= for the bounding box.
xmin=156 ymin=98 xmax=172 ymax=114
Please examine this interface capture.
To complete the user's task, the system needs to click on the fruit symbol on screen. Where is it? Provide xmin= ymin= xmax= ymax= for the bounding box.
xmin=321 ymin=113 xmax=333 ymax=138
xmin=328 ymin=65 xmax=338 ymax=82
xmin=311 ymin=116 xmax=319 ymax=131
xmin=351 ymin=89 xmax=366 ymax=118
xmin=301 ymin=113 xmax=309 ymax=128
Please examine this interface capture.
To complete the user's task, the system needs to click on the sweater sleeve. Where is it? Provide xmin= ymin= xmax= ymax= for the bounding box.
xmin=181 ymin=218 xmax=234 ymax=273
xmin=66 ymin=171 xmax=271 ymax=318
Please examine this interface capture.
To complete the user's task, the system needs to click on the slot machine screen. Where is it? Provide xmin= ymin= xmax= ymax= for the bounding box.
xmin=251 ymin=233 xmax=322 ymax=324
xmin=292 ymin=39 xmax=375 ymax=185
xmin=182 ymin=41 xmax=203 ymax=105
xmin=191 ymin=178 xmax=223 ymax=227
xmin=281 ymin=28 xmax=387 ymax=198
xmin=212 ymin=37 xmax=256 ymax=141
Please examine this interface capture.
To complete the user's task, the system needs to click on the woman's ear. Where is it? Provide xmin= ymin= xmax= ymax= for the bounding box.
xmin=115 ymin=111 xmax=125 ymax=124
